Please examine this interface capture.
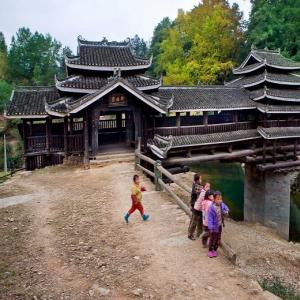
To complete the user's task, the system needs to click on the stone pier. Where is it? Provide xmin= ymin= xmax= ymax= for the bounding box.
xmin=244 ymin=163 xmax=296 ymax=240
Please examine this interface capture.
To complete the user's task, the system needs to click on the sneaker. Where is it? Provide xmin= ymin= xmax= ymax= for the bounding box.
xmin=207 ymin=251 xmax=215 ymax=258
xmin=188 ymin=235 xmax=196 ymax=241
xmin=142 ymin=214 xmax=150 ymax=221
xmin=124 ymin=213 xmax=130 ymax=224
xmin=213 ymin=250 xmax=218 ymax=257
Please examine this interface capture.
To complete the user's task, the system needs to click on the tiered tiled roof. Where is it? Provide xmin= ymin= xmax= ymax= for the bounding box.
xmin=148 ymin=130 xmax=260 ymax=158
xmin=5 ymin=87 xmax=59 ymax=118
xmin=233 ymin=49 xmax=300 ymax=74
xmin=56 ymin=74 xmax=161 ymax=93
xmin=153 ymin=86 xmax=256 ymax=112
xmin=227 ymin=72 xmax=300 ymax=88
xmin=227 ymin=49 xmax=300 ymax=106
xmin=65 ymin=37 xmax=152 ymax=71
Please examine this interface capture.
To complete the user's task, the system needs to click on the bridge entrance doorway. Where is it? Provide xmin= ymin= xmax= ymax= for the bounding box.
xmin=97 ymin=111 xmax=135 ymax=153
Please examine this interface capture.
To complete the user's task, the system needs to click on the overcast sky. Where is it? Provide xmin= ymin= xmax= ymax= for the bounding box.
xmin=1 ymin=0 xmax=251 ymax=52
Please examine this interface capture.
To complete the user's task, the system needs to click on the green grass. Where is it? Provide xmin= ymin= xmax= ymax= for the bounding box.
xmin=260 ymin=278 xmax=300 ymax=300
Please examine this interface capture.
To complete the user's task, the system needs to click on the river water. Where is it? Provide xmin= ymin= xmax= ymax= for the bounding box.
xmin=190 ymin=161 xmax=300 ymax=242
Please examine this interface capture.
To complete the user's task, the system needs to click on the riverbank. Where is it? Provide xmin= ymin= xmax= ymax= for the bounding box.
xmin=171 ymin=171 xmax=300 ymax=294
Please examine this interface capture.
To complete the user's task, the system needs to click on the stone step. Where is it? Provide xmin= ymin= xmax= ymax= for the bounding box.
xmin=90 ymin=152 xmax=135 ymax=167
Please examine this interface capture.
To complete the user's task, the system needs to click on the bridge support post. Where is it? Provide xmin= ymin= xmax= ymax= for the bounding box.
xmin=154 ymin=160 xmax=162 ymax=191
xmin=244 ymin=163 xmax=294 ymax=240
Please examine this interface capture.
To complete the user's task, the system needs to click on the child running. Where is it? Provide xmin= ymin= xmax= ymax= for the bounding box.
xmin=188 ymin=182 xmax=210 ymax=240
xmin=124 ymin=174 xmax=149 ymax=223
xmin=201 ymin=189 xmax=214 ymax=247
xmin=207 ymin=191 xmax=229 ymax=258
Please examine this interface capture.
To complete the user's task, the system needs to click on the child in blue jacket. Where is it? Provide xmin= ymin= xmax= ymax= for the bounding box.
xmin=207 ymin=191 xmax=229 ymax=258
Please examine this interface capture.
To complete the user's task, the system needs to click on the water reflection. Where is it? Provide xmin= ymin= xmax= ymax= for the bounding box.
xmin=190 ymin=161 xmax=244 ymax=221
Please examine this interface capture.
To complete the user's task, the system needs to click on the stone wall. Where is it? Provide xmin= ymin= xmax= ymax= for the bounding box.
xmin=244 ymin=163 xmax=298 ymax=240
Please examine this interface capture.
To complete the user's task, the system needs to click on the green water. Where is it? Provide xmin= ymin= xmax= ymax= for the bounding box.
xmin=191 ymin=161 xmax=300 ymax=241
xmin=190 ymin=161 xmax=244 ymax=221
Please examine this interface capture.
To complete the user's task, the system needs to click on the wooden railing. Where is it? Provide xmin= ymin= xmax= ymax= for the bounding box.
xmin=99 ymin=119 xmax=117 ymax=129
xmin=261 ymin=119 xmax=300 ymax=128
xmin=68 ymin=134 xmax=83 ymax=152
xmin=150 ymin=121 xmax=256 ymax=137
xmin=25 ymin=134 xmax=84 ymax=154
xmin=26 ymin=136 xmax=47 ymax=153
xmin=50 ymin=135 xmax=64 ymax=151
xmin=73 ymin=121 xmax=83 ymax=132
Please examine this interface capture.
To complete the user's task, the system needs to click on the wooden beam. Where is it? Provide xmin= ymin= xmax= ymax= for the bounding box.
xmin=257 ymin=160 xmax=300 ymax=172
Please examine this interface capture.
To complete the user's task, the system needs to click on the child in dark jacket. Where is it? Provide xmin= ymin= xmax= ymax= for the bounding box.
xmin=190 ymin=173 xmax=202 ymax=209
xmin=207 ymin=191 xmax=229 ymax=258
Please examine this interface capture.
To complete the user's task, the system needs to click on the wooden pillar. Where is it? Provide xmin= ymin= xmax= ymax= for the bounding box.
xmin=29 ymin=120 xmax=33 ymax=136
xmin=233 ymin=112 xmax=238 ymax=123
xmin=133 ymin=107 xmax=142 ymax=144
xmin=176 ymin=112 xmax=181 ymax=127
xmin=46 ymin=118 xmax=51 ymax=153
xmin=70 ymin=116 xmax=73 ymax=135
xmin=272 ymin=140 xmax=277 ymax=164
xmin=116 ymin=112 xmax=122 ymax=143
xmin=22 ymin=119 xmax=27 ymax=151
xmin=126 ymin=112 xmax=131 ymax=146
xmin=91 ymin=109 xmax=100 ymax=155
xmin=83 ymin=110 xmax=90 ymax=168
xmin=294 ymin=139 xmax=298 ymax=161
xmin=64 ymin=117 xmax=68 ymax=156
xmin=263 ymin=140 xmax=266 ymax=165
xmin=116 ymin=112 xmax=122 ymax=130
xmin=203 ymin=111 xmax=208 ymax=126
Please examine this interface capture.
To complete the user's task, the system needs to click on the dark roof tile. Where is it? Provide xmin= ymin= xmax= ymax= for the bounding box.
xmin=6 ymin=87 xmax=59 ymax=117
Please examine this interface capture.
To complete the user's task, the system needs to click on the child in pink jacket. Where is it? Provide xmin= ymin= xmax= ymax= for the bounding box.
xmin=201 ymin=189 xmax=214 ymax=247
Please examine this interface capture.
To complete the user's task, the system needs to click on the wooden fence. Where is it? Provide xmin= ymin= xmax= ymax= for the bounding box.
xmin=134 ymin=144 xmax=237 ymax=263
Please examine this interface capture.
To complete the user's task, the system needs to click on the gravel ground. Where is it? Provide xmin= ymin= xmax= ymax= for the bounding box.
xmin=0 ymin=163 xmax=286 ymax=299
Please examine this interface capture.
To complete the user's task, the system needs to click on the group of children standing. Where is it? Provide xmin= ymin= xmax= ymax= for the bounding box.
xmin=188 ymin=173 xmax=229 ymax=258
xmin=124 ymin=173 xmax=229 ymax=258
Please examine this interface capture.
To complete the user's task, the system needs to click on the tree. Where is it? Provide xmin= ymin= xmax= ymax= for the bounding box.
xmin=0 ymin=32 xmax=8 ymax=81
xmin=246 ymin=0 xmax=300 ymax=60
xmin=129 ymin=34 xmax=148 ymax=58
xmin=156 ymin=1 xmax=245 ymax=85
xmin=148 ymin=17 xmax=172 ymax=76
xmin=7 ymin=27 xmax=62 ymax=85
xmin=0 ymin=80 xmax=12 ymax=112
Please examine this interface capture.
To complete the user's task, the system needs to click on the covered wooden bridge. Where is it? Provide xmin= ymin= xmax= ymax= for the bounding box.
xmin=5 ymin=39 xmax=300 ymax=240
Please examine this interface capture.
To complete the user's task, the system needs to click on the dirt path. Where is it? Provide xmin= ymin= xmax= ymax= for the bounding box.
xmin=0 ymin=163 xmax=271 ymax=299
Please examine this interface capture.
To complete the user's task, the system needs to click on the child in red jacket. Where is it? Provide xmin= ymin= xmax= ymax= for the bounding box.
xmin=124 ymin=174 xmax=149 ymax=223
